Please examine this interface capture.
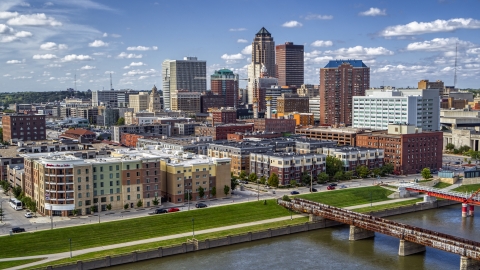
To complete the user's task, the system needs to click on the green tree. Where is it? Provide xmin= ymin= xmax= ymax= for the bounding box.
xmin=239 ymin=170 xmax=247 ymax=181
xmin=136 ymin=200 xmax=143 ymax=208
xmin=326 ymin=156 xmax=343 ymax=177
xmin=267 ymin=173 xmax=279 ymax=188
xmin=72 ymin=209 xmax=78 ymax=216
xmin=333 ymin=171 xmax=344 ymax=181
xmin=290 ymin=180 xmax=297 ymax=187
xmin=259 ymin=176 xmax=267 ymax=185
xmin=211 ymin=187 xmax=216 ymax=197
xmin=106 ymin=204 xmax=112 ymax=211
xmin=344 ymin=171 xmax=354 ymax=180
xmin=12 ymin=186 xmax=22 ymax=198
xmin=116 ymin=117 xmax=125 ymax=126
xmin=469 ymin=151 xmax=480 ymax=165
xmin=0 ymin=127 xmax=3 ymax=142
xmin=90 ymin=205 xmax=96 ymax=213
xmin=317 ymin=172 xmax=329 ymax=184
xmin=230 ymin=178 xmax=238 ymax=191
xmin=372 ymin=168 xmax=382 ymax=177
xmin=152 ymin=196 xmax=160 ymax=206
xmin=184 ymin=190 xmax=192 ymax=201
xmin=248 ymin=172 xmax=258 ymax=183
xmin=282 ymin=195 xmax=291 ymax=202
xmin=301 ymin=171 xmax=311 ymax=186
xmin=421 ymin=168 xmax=432 ymax=180
xmin=446 ymin=143 xmax=455 ymax=151
xmin=97 ymin=135 xmax=104 ymax=141
xmin=223 ymin=185 xmax=230 ymax=196
xmin=458 ymin=145 xmax=471 ymax=154
xmin=124 ymin=204 xmax=128 ymax=210
xmin=381 ymin=163 xmax=394 ymax=176
xmin=356 ymin=165 xmax=370 ymax=178
xmin=198 ymin=186 xmax=205 ymax=199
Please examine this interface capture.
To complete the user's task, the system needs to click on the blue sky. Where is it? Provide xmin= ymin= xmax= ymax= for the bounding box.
xmin=1 ymin=0 xmax=480 ymax=92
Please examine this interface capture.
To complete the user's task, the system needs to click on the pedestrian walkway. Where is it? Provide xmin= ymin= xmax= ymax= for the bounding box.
xmin=2 ymin=215 xmax=305 ymax=270
xmin=344 ymin=196 xmax=424 ymax=210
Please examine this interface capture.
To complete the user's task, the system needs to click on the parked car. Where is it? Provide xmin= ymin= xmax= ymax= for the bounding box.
xmin=168 ymin=207 xmax=180 ymax=213
xmin=24 ymin=212 xmax=33 ymax=218
xmin=152 ymin=209 xmax=168 ymax=214
xmin=195 ymin=202 xmax=208 ymax=208
xmin=12 ymin=227 xmax=26 ymax=233
xmin=329 ymin=183 xmax=338 ymax=187
xmin=327 ymin=186 xmax=336 ymax=190
xmin=310 ymin=188 xmax=318 ymax=192
xmin=272 ymin=190 xmax=276 ymax=194
xmin=340 ymin=185 xmax=347 ymax=189
xmin=290 ymin=191 xmax=300 ymax=195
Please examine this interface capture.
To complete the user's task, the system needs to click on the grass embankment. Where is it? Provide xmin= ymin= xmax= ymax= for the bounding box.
xmin=0 ymin=259 xmax=45 ymax=269
xmin=453 ymin=184 xmax=480 ymax=193
xmin=353 ymin=199 xmax=424 ymax=213
xmin=433 ymin=182 xmax=452 ymax=189
xmin=0 ymin=200 xmax=290 ymax=259
xmin=297 ymin=186 xmax=395 ymax=208
xmin=26 ymin=217 xmax=308 ymax=270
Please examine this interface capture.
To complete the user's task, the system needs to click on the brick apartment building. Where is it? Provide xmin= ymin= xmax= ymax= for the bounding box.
xmin=276 ymin=94 xmax=309 ymax=115
xmin=211 ymin=69 xmax=239 ymax=108
xmin=356 ymin=124 xmax=443 ymax=175
xmin=251 ymin=118 xmax=296 ymax=134
xmin=195 ymin=124 xmax=253 ymax=140
xmin=210 ymin=108 xmax=237 ymax=125
xmin=2 ymin=114 xmax=46 ymax=142
xmin=200 ymin=92 xmax=225 ymax=113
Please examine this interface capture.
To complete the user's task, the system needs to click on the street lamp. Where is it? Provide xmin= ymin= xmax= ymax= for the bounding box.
xmin=257 ymin=176 xmax=259 ymax=201
xmin=310 ymin=172 xmax=313 ymax=193
xmin=187 ymin=189 xmax=191 ymax=211
xmin=370 ymin=192 xmax=372 ymax=207
xmin=98 ymin=201 xmax=100 ymax=223
xmin=192 ymin=218 xmax=195 ymax=239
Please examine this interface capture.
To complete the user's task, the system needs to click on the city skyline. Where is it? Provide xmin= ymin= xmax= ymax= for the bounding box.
xmin=0 ymin=0 xmax=480 ymax=92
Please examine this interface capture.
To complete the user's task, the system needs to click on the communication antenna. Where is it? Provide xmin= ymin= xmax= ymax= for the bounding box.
xmin=74 ymin=74 xmax=77 ymax=91
xmin=110 ymin=72 xmax=113 ymax=90
xmin=454 ymin=42 xmax=458 ymax=89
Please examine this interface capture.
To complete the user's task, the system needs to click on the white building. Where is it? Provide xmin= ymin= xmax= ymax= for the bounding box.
xmin=309 ymin=96 xmax=320 ymax=121
xmin=353 ymin=88 xmax=440 ymax=131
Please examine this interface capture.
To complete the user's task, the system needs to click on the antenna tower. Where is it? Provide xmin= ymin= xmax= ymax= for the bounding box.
xmin=454 ymin=42 xmax=458 ymax=89
xmin=110 ymin=72 xmax=113 ymax=90
xmin=74 ymin=74 xmax=77 ymax=91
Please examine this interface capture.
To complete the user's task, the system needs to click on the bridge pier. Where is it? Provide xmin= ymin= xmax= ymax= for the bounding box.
xmin=469 ymin=205 xmax=474 ymax=217
xmin=460 ymin=256 xmax=480 ymax=270
xmin=309 ymin=214 xmax=325 ymax=222
xmin=462 ymin=203 xmax=469 ymax=218
xmin=349 ymin=225 xmax=375 ymax=241
xmin=398 ymin=239 xmax=426 ymax=256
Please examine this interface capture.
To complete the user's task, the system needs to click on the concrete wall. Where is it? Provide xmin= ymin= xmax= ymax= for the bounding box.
xmin=463 ymin=177 xmax=480 ymax=185
xmin=366 ymin=199 xmax=459 ymax=217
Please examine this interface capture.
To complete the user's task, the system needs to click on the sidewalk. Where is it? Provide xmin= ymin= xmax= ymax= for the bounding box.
xmin=344 ymin=196 xmax=424 ymax=210
xmin=2 ymin=215 xmax=305 ymax=270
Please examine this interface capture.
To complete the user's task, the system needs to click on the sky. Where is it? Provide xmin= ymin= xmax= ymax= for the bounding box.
xmin=1 ymin=0 xmax=480 ymax=92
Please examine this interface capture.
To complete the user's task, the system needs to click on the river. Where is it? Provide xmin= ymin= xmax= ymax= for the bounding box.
xmin=109 ymin=205 xmax=478 ymax=270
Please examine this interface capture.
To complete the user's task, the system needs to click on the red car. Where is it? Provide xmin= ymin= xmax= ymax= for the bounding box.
xmin=327 ymin=186 xmax=336 ymax=190
xmin=168 ymin=207 xmax=180 ymax=213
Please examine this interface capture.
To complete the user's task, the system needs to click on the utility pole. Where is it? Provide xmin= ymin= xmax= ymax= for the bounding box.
xmin=192 ymin=218 xmax=195 ymax=239
xmin=69 ymin=238 xmax=72 ymax=258
xmin=1 ymin=200 xmax=3 ymax=223
xmin=50 ymin=204 xmax=53 ymax=230
xmin=310 ymin=172 xmax=313 ymax=193
xmin=98 ymin=201 xmax=100 ymax=223
xmin=187 ymin=189 xmax=191 ymax=211
xmin=257 ymin=176 xmax=259 ymax=201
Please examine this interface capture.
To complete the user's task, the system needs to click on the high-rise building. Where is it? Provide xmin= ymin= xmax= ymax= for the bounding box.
xmin=170 ymin=90 xmax=201 ymax=113
xmin=248 ymin=27 xmax=275 ymax=105
xmin=148 ymin=85 xmax=162 ymax=112
xmin=92 ymin=90 xmax=139 ymax=108
xmin=2 ymin=114 xmax=46 ymax=142
xmin=276 ymin=93 xmax=309 ymax=115
xmin=129 ymin=92 xmax=149 ymax=112
xmin=162 ymin=57 xmax=207 ymax=110
xmin=275 ymin=42 xmax=304 ymax=87
xmin=211 ymin=69 xmax=239 ymax=108
xmin=320 ymin=60 xmax=370 ymax=126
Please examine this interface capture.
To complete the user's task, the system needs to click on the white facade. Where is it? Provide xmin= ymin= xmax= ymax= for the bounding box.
xmin=353 ymin=89 xmax=440 ymax=131
xmin=309 ymin=96 xmax=320 ymax=120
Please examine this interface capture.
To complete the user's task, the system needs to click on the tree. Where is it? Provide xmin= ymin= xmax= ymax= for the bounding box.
xmin=446 ymin=143 xmax=455 ymax=151
xmin=12 ymin=186 xmax=22 ymax=199
xmin=0 ymin=127 xmax=3 ymax=142
xmin=152 ymin=196 xmax=160 ymax=206
xmin=301 ymin=171 xmax=311 ymax=186
xmin=282 ymin=195 xmax=291 ymax=202
xmin=90 ymin=205 xmax=96 ymax=213
xmin=106 ymin=204 xmax=112 ymax=211
xmin=372 ymin=168 xmax=382 ymax=177
xmin=198 ymin=186 xmax=205 ymax=199
xmin=223 ymin=185 xmax=230 ymax=196
xmin=239 ymin=171 xmax=247 ymax=181
xmin=356 ymin=165 xmax=370 ymax=178
xmin=458 ymin=145 xmax=471 ymax=154
xmin=124 ymin=204 xmax=128 ymax=210
xmin=290 ymin=180 xmax=297 ymax=187
xmin=317 ymin=172 xmax=329 ymax=184
xmin=421 ymin=168 xmax=432 ymax=180
xmin=326 ymin=156 xmax=343 ymax=177
xmin=184 ymin=191 xmax=192 ymax=201
xmin=259 ymin=176 xmax=267 ymax=185
xmin=72 ymin=209 xmax=78 ymax=216
xmin=116 ymin=117 xmax=125 ymax=126
xmin=230 ymin=178 xmax=238 ymax=191
xmin=248 ymin=172 xmax=258 ymax=183
xmin=211 ymin=187 xmax=216 ymax=197
xmin=267 ymin=173 xmax=279 ymax=188
xmin=333 ymin=171 xmax=344 ymax=182
xmin=136 ymin=200 xmax=143 ymax=208
xmin=381 ymin=163 xmax=394 ymax=176
xmin=97 ymin=135 xmax=104 ymax=141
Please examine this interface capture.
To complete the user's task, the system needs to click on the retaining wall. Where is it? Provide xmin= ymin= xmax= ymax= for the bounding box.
xmin=41 ymin=200 xmax=460 ymax=270
xmin=462 ymin=177 xmax=480 ymax=185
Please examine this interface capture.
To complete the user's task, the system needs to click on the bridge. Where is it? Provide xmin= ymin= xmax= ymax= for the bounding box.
xmin=404 ymin=184 xmax=480 ymax=217
xmin=279 ymin=197 xmax=480 ymax=270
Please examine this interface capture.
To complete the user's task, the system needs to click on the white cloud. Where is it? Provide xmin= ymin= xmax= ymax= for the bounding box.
xmin=406 ymin=38 xmax=473 ymax=51
xmin=19 ymin=2 xmax=30 ymax=7
xmin=324 ymin=46 xmax=394 ymax=58
xmin=80 ymin=65 xmax=95 ymax=70
xmin=7 ymin=13 xmax=62 ymax=26
xmin=3 ymin=74 xmax=11 ymax=77
xmin=374 ymin=64 xmax=432 ymax=73
xmin=311 ymin=40 xmax=333 ymax=47
xmin=380 ymin=18 xmax=480 ymax=37
xmin=117 ymin=52 xmax=142 ymax=59
xmin=138 ymin=76 xmax=149 ymax=80
xmin=221 ymin=53 xmax=245 ymax=60
xmin=123 ymin=68 xmax=157 ymax=77
xmin=304 ymin=14 xmax=333 ymax=20
xmin=45 ymin=2 xmax=54 ymax=6
xmin=467 ymin=48 xmax=480 ymax=55
xmin=6 ymin=60 xmax=22 ymax=64
xmin=126 ymin=46 xmax=158 ymax=51
xmin=237 ymin=39 xmax=248 ymax=43
xmin=46 ymin=63 xmax=62 ymax=68
xmin=229 ymin=28 xmax=246 ymax=31
xmin=111 ymin=33 xmax=121 ymax=38
xmin=0 ymin=24 xmax=14 ymax=34
xmin=0 ymin=36 xmax=17 ymax=43
xmin=0 ymin=12 xmax=19 ymax=19
xmin=123 ymin=62 xmax=146 ymax=69
xmin=304 ymin=50 xmax=322 ymax=58
xmin=13 ymin=76 xmax=32 ymax=80
xmin=88 ymin=40 xmax=108 ymax=47
xmin=62 ymin=54 xmax=94 ymax=61
xmin=105 ymin=71 xmax=115 ymax=74
xmin=102 ymin=32 xmax=108 ymax=37
xmin=33 ymin=54 xmax=58 ymax=60
xmin=15 ymin=31 xmax=32 ymax=37
xmin=241 ymin=45 xmax=252 ymax=55
xmin=359 ymin=8 xmax=387 ymax=17
xmin=282 ymin=20 xmax=303 ymax=28
xmin=92 ymin=52 xmax=105 ymax=56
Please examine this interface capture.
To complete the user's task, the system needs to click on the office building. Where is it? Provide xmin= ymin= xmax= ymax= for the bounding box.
xmin=200 ymin=92 xmax=225 ymax=113
xmin=148 ymin=85 xmax=162 ymax=112
xmin=129 ymin=92 xmax=149 ymax=113
xmin=195 ymin=124 xmax=253 ymax=140
xmin=210 ymin=108 xmax=237 ymax=125
xmin=320 ymin=60 xmax=370 ymax=126
xmin=295 ymin=126 xmax=367 ymax=146
xmin=275 ymin=42 xmax=304 ymax=87
xmin=353 ymin=88 xmax=440 ymax=131
xmin=112 ymin=124 xmax=171 ymax=143
xmin=322 ymin=146 xmax=384 ymax=172
xmin=170 ymin=90 xmax=201 ymax=113
xmin=248 ymin=27 xmax=275 ymax=105
xmin=276 ymin=94 xmax=309 ymax=115
xmin=2 ymin=114 xmax=46 ymax=142
xmin=251 ymin=118 xmax=296 ymax=134
xmin=92 ymin=90 xmax=138 ymax=107
xmin=162 ymin=57 xmax=207 ymax=110
xmin=211 ymin=69 xmax=239 ymax=108
xmin=418 ymin=80 xmax=444 ymax=94
xmin=297 ymin=84 xmax=319 ymax=98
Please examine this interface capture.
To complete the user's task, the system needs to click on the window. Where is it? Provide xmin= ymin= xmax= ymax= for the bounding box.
xmin=100 ymin=182 xmax=104 ymax=187
xmin=93 ymin=183 xmax=97 ymax=188
xmin=137 ymin=194 xmax=140 ymax=199
xmin=116 ymin=173 xmax=120 ymax=178
xmin=136 ymin=164 xmax=139 ymax=169
xmin=77 ymin=169 xmax=81 ymax=175
xmin=127 ymin=187 xmax=131 ymax=192
xmin=86 ymin=192 xmax=90 ymax=197
xmin=116 ymin=180 xmax=120 ymax=185
xmin=117 ymin=188 xmax=120 ymax=193
xmin=86 ymin=184 xmax=90 ymax=190
xmin=196 ymin=175 xmax=199 ymax=178
xmin=93 ymin=167 xmax=96 ymax=173
xmin=100 ymin=167 xmax=103 ymax=172
xmin=127 ymin=165 xmax=130 ymax=170
xmin=78 ymin=193 xmax=82 ymax=198
xmin=127 ymin=195 xmax=130 ymax=200
xmin=93 ymin=175 xmax=97 ymax=180
xmin=77 ymin=185 xmax=81 ymax=191
xmin=86 ymin=169 xmax=89 ymax=174
xmin=127 ymin=180 xmax=130 ymax=185
xmin=127 ymin=173 xmax=130 ymax=177
xmin=109 ymin=166 xmax=112 ymax=171
xmin=110 ymin=189 xmax=113 ymax=194
xmin=117 ymin=196 xmax=120 ymax=201
xmin=136 ymin=186 xmax=140 ymax=191
xmin=78 ymin=201 xmax=83 ymax=207
xmin=86 ymin=176 xmax=89 ymax=182
xmin=136 ymin=172 xmax=140 ymax=176
xmin=100 ymin=174 xmax=104 ymax=180
xmin=137 ymin=179 xmax=140 ymax=184
xmin=77 ymin=177 xmax=81 ymax=183
xmin=110 ymin=196 xmax=114 ymax=202
xmin=116 ymin=165 xmax=119 ymax=170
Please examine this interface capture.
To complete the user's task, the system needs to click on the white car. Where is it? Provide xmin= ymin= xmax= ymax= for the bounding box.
xmin=24 ymin=212 xmax=33 ymax=218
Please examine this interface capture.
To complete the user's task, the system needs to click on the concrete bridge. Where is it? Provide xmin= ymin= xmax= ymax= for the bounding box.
xmin=279 ymin=198 xmax=480 ymax=270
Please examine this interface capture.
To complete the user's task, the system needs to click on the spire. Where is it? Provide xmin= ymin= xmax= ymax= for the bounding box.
xmin=256 ymin=27 xmax=271 ymax=37
xmin=151 ymin=85 xmax=157 ymax=94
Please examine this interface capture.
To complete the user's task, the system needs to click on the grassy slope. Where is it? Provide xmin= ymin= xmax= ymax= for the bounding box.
xmin=296 ymin=186 xmax=395 ymax=208
xmin=453 ymin=184 xmax=480 ymax=193
xmin=433 ymin=182 xmax=452 ymax=189
xmin=0 ymin=259 xmax=45 ymax=269
xmin=0 ymin=200 xmax=290 ymax=259
xmin=353 ymin=199 xmax=423 ymax=213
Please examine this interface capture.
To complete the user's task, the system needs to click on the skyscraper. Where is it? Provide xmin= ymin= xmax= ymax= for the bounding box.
xmin=211 ymin=69 xmax=239 ymax=108
xmin=319 ymin=60 xmax=370 ymax=126
xmin=247 ymin=27 xmax=275 ymax=105
xmin=162 ymin=57 xmax=207 ymax=110
xmin=275 ymin=42 xmax=304 ymax=87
